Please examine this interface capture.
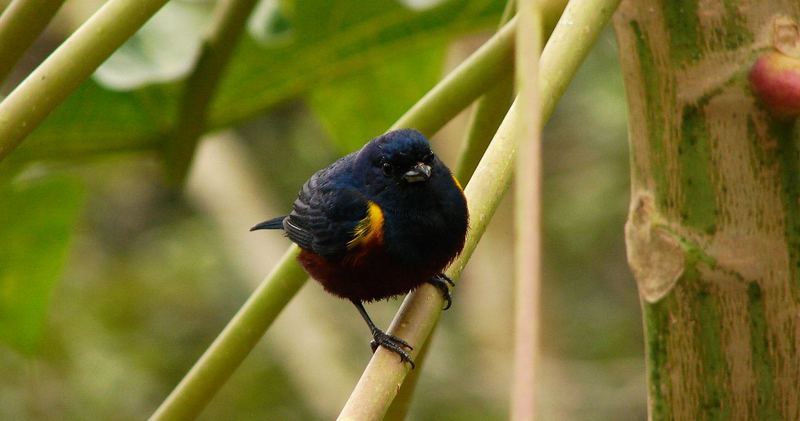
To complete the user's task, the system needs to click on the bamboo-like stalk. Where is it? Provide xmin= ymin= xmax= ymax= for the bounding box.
xmin=510 ymin=1 xmax=543 ymax=420
xmin=164 ymin=0 xmax=260 ymax=183
xmin=383 ymin=333 xmax=432 ymax=421
xmin=0 ymin=0 xmax=169 ymax=162
xmin=338 ymin=0 xmax=621 ymax=418
xmin=0 ymin=0 xmax=65 ymax=85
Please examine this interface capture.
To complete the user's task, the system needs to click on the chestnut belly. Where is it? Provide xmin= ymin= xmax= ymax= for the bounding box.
xmin=298 ymin=249 xmax=445 ymax=302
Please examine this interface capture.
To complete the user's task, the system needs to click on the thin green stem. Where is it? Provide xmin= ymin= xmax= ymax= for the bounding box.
xmin=454 ymin=0 xmax=567 ymax=185
xmin=390 ymin=16 xmax=517 ymax=136
xmin=165 ymin=0 xmax=260 ymax=184
xmin=454 ymin=72 xmax=514 ymax=184
xmin=510 ymin=1 xmax=543 ymax=420
xmin=0 ymin=0 xmax=65 ymax=86
xmin=0 ymin=0 xmax=169 ymax=163
xmin=338 ymin=0 xmax=621 ymax=418
xmin=453 ymin=0 xmax=517 ymax=185
xmin=383 ymin=333 xmax=432 ymax=421
xmin=150 ymin=247 xmax=307 ymax=421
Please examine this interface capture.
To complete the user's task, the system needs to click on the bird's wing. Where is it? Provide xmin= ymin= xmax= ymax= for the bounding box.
xmin=283 ymin=169 xmax=376 ymax=259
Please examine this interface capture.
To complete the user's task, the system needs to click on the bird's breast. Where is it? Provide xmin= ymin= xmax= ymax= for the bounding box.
xmin=381 ymin=197 xmax=467 ymax=268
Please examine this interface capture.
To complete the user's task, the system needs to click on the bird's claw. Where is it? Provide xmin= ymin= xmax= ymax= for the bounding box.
xmin=427 ymin=273 xmax=455 ymax=310
xmin=370 ymin=329 xmax=415 ymax=369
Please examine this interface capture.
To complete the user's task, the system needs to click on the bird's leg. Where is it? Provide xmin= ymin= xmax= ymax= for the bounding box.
xmin=351 ymin=300 xmax=415 ymax=368
xmin=427 ymin=273 xmax=455 ymax=310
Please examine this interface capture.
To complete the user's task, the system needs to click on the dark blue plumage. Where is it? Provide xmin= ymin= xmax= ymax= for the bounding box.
xmin=251 ymin=129 xmax=468 ymax=366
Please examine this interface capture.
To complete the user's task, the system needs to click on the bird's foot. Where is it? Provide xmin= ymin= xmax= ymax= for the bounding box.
xmin=370 ymin=329 xmax=415 ymax=369
xmin=427 ymin=273 xmax=455 ymax=310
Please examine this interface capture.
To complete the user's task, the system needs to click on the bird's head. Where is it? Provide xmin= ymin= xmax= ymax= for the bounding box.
xmin=355 ymin=129 xmax=440 ymax=193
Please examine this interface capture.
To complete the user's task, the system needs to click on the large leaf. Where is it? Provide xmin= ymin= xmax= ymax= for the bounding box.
xmin=16 ymin=0 xmax=501 ymax=162
xmin=0 ymin=176 xmax=85 ymax=354
xmin=308 ymin=41 xmax=445 ymax=153
xmin=8 ymin=82 xmax=176 ymax=163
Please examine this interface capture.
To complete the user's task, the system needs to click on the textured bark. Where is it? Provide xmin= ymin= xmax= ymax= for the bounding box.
xmin=614 ymin=1 xmax=800 ymax=419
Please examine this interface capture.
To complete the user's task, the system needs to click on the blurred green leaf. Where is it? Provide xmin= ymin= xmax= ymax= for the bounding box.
xmin=9 ymin=82 xmax=175 ymax=163
xmin=0 ymin=176 xmax=84 ymax=354
xmin=309 ymin=42 xmax=445 ymax=153
xmin=208 ymin=0 xmax=500 ymax=126
xmin=17 ymin=0 xmax=501 ymax=162
xmin=94 ymin=1 xmax=215 ymax=90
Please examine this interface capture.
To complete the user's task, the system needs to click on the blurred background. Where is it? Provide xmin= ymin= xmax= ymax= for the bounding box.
xmin=0 ymin=0 xmax=644 ymax=419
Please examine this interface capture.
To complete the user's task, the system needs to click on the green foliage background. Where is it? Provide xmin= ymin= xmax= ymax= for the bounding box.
xmin=0 ymin=0 xmax=643 ymax=419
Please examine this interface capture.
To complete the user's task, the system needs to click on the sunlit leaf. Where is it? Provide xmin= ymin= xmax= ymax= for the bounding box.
xmin=94 ymin=1 xmax=214 ymax=90
xmin=0 ymin=176 xmax=85 ymax=354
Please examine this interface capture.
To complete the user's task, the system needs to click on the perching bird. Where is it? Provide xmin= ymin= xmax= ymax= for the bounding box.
xmin=251 ymin=129 xmax=468 ymax=367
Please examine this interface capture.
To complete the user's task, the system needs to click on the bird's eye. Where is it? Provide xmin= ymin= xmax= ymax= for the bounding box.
xmin=423 ymin=153 xmax=434 ymax=164
xmin=382 ymin=162 xmax=393 ymax=176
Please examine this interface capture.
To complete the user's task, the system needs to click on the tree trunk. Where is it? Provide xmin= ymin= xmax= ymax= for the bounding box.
xmin=614 ymin=1 xmax=800 ymax=419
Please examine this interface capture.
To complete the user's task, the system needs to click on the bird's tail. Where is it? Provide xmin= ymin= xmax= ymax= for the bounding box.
xmin=250 ymin=216 xmax=286 ymax=231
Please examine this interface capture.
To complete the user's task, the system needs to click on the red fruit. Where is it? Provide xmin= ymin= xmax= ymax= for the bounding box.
xmin=749 ymin=51 xmax=800 ymax=118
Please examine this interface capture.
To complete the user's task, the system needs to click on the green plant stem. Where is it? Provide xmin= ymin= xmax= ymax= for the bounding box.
xmin=383 ymin=333 xmax=432 ymax=421
xmin=0 ymin=0 xmax=169 ymax=163
xmin=390 ymin=16 xmax=517 ymax=135
xmin=511 ymin=1 xmax=543 ymax=420
xmin=150 ymin=247 xmax=307 ymax=421
xmin=0 ymin=0 xmax=65 ymax=86
xmin=453 ymin=0 xmax=516 ymax=185
xmin=454 ymin=0 xmax=568 ymax=185
xmin=454 ymin=72 xmax=515 ymax=184
xmin=165 ymin=0 xmax=260 ymax=184
xmin=337 ymin=0 xmax=621 ymax=418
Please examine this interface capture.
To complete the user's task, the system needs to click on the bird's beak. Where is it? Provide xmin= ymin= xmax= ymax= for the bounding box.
xmin=403 ymin=162 xmax=431 ymax=183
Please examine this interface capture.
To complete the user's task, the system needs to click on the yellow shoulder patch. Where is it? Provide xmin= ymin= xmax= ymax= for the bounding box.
xmin=347 ymin=201 xmax=384 ymax=249
xmin=451 ymin=174 xmax=464 ymax=192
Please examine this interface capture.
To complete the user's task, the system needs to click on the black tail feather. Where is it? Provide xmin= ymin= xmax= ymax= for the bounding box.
xmin=250 ymin=216 xmax=286 ymax=231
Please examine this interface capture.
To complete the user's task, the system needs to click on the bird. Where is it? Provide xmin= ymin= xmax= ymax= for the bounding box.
xmin=250 ymin=128 xmax=469 ymax=367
